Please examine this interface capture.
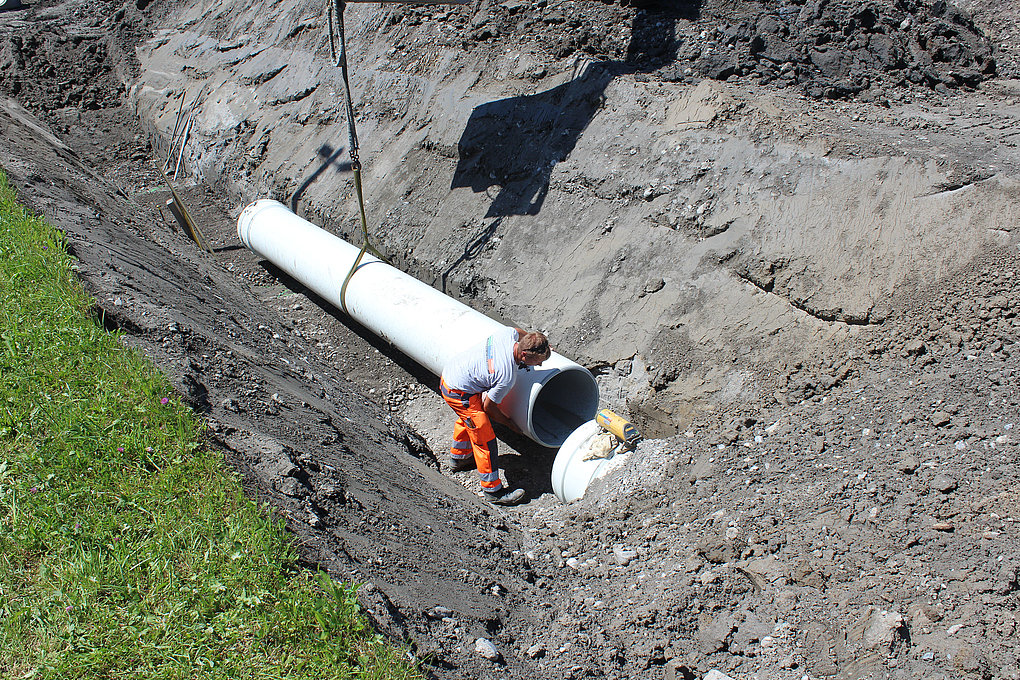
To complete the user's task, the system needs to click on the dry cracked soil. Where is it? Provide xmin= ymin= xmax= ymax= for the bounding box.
xmin=1 ymin=0 xmax=1019 ymax=678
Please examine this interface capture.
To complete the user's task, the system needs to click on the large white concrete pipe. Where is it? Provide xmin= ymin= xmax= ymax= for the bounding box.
xmin=237 ymin=199 xmax=599 ymax=448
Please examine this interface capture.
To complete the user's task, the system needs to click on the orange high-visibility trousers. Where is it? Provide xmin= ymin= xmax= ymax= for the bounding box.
xmin=440 ymin=378 xmax=503 ymax=493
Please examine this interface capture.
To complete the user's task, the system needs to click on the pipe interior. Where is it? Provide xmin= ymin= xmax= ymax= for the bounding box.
xmin=532 ymin=369 xmax=599 ymax=447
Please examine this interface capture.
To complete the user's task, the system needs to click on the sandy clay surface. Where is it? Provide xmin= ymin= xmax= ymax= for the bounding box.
xmin=2 ymin=0 xmax=1019 ymax=678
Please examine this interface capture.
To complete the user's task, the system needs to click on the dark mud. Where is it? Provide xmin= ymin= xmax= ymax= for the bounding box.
xmin=389 ymin=0 xmax=1000 ymax=98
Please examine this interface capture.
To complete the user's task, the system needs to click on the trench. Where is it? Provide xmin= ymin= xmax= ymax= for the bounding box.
xmin=5 ymin=1 xmax=1020 ymax=677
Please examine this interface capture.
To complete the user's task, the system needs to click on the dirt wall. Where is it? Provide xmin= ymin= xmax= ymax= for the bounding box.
xmin=129 ymin=0 xmax=1020 ymax=435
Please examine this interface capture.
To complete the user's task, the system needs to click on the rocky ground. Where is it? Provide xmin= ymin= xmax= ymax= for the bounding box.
xmin=1 ymin=0 xmax=1018 ymax=679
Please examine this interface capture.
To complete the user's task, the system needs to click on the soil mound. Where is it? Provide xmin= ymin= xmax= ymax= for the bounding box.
xmin=394 ymin=0 xmax=998 ymax=99
xmin=673 ymin=0 xmax=997 ymax=98
xmin=0 ymin=0 xmax=149 ymax=112
xmin=0 ymin=0 xmax=1004 ymax=115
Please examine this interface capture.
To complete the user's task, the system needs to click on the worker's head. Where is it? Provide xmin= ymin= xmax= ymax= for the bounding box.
xmin=517 ymin=331 xmax=551 ymax=367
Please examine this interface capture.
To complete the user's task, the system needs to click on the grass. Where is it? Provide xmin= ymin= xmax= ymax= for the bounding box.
xmin=0 ymin=171 xmax=420 ymax=680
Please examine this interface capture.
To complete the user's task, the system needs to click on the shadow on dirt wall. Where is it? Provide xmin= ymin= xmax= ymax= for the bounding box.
xmin=451 ymin=1 xmax=698 ymax=219
xmin=290 ymin=143 xmax=352 ymax=213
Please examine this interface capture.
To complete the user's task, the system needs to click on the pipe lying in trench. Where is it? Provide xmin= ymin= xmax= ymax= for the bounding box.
xmin=237 ymin=199 xmax=599 ymax=449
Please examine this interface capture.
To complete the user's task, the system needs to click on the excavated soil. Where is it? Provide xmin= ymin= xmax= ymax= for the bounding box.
xmin=2 ymin=0 xmax=1019 ymax=678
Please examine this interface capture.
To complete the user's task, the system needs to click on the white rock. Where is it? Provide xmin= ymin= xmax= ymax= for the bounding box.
xmin=699 ymin=569 xmax=719 ymax=584
xmin=703 ymin=670 xmax=737 ymax=680
xmin=860 ymin=608 xmax=905 ymax=650
xmin=425 ymin=606 xmax=454 ymax=620
xmin=613 ymin=544 xmax=638 ymax=566
xmin=475 ymin=637 xmax=500 ymax=661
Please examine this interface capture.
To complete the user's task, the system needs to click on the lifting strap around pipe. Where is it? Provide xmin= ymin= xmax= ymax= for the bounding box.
xmin=326 ymin=0 xmax=386 ymax=314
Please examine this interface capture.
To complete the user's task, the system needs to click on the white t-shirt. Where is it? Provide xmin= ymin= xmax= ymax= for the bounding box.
xmin=441 ymin=327 xmax=519 ymax=403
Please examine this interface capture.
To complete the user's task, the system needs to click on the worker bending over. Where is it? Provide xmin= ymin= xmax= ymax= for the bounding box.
xmin=440 ymin=327 xmax=551 ymax=505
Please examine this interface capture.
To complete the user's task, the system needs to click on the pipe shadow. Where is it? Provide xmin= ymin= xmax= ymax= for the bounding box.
xmin=260 ymin=261 xmax=438 ymax=386
xmin=497 ymin=427 xmax=557 ymax=499
xmin=290 ymin=143 xmax=352 ymax=214
xmin=450 ymin=2 xmax=697 ymax=219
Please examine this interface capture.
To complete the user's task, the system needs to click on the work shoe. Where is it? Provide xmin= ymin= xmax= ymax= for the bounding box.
xmin=449 ymin=457 xmax=476 ymax=473
xmin=485 ymin=487 xmax=526 ymax=506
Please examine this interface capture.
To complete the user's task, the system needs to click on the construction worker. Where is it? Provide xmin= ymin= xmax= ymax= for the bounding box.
xmin=440 ymin=327 xmax=551 ymax=505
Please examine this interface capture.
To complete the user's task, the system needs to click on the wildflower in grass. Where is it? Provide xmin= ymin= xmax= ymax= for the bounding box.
xmin=161 ymin=397 xmax=169 ymax=405
xmin=146 ymin=446 xmax=154 ymax=452
xmin=30 ymin=486 xmax=38 ymax=493
xmin=117 ymin=447 xmax=125 ymax=453
xmin=65 ymin=606 xmax=73 ymax=612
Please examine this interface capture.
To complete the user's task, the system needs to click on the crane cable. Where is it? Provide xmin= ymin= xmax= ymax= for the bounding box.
xmin=327 ymin=0 xmax=387 ymax=315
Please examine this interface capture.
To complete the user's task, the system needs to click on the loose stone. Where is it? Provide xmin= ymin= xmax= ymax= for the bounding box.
xmin=613 ymin=544 xmax=638 ymax=566
xmin=475 ymin=637 xmax=501 ymax=661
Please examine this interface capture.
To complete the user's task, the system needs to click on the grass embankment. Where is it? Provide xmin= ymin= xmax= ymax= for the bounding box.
xmin=0 ymin=172 xmax=419 ymax=679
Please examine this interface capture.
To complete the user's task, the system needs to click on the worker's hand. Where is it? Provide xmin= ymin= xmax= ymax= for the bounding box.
xmin=483 ymin=395 xmax=520 ymax=434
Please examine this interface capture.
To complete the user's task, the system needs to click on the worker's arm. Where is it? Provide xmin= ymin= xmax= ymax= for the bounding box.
xmin=483 ymin=394 xmax=521 ymax=434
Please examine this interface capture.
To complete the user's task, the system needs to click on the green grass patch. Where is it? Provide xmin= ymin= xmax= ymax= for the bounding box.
xmin=0 ymin=171 xmax=420 ymax=679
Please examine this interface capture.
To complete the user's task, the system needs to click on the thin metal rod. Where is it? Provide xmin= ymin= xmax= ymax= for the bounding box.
xmin=172 ymin=115 xmax=193 ymax=182
xmin=166 ymin=93 xmax=186 ymax=170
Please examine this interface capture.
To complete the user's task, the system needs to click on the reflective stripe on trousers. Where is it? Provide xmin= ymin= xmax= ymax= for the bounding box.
xmin=440 ymin=377 xmax=503 ymax=492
